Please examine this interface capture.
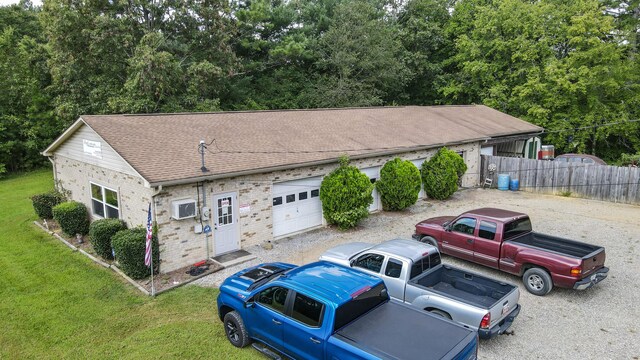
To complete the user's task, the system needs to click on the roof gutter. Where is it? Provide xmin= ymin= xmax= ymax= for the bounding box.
xmin=148 ymin=137 xmax=490 ymax=187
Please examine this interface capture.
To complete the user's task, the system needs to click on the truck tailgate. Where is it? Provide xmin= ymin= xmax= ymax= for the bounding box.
xmin=335 ymin=301 xmax=476 ymax=360
xmin=580 ymin=247 xmax=606 ymax=277
xmin=487 ymin=285 xmax=520 ymax=329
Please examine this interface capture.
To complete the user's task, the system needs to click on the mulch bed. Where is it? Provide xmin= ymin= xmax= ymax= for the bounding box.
xmin=35 ymin=219 xmax=223 ymax=295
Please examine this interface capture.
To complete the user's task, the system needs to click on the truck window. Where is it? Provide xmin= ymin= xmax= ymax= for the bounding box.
xmin=256 ymin=286 xmax=289 ymax=314
xmin=384 ymin=258 xmax=403 ymax=278
xmin=504 ymin=218 xmax=533 ymax=240
xmin=409 ymin=253 xmax=442 ymax=280
xmin=334 ymin=283 xmax=387 ymax=332
xmin=479 ymin=221 xmax=497 ymax=240
xmin=292 ymin=292 xmax=325 ymax=328
xmin=354 ymin=253 xmax=384 ymax=273
xmin=451 ymin=217 xmax=477 ymax=235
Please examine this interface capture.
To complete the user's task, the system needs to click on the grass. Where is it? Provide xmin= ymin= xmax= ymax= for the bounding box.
xmin=0 ymin=170 xmax=257 ymax=359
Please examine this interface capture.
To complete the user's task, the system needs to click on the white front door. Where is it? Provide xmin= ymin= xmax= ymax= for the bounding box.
xmin=213 ymin=192 xmax=239 ymax=255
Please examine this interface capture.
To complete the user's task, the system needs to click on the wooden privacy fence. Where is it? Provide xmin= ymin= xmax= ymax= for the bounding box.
xmin=480 ymin=155 xmax=640 ymax=204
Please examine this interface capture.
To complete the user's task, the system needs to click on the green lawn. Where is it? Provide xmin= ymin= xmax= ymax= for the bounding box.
xmin=0 ymin=170 xmax=257 ymax=359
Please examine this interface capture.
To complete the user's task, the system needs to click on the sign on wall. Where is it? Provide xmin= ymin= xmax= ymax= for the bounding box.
xmin=239 ymin=204 xmax=251 ymax=214
xmin=83 ymin=140 xmax=102 ymax=159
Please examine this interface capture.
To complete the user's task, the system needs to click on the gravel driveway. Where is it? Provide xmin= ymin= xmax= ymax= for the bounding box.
xmin=195 ymin=188 xmax=640 ymax=359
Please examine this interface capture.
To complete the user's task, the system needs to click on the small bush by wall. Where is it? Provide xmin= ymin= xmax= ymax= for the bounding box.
xmin=111 ymin=227 xmax=159 ymax=279
xmin=421 ymin=148 xmax=460 ymax=200
xmin=31 ymin=191 xmax=65 ymax=219
xmin=441 ymin=147 xmax=468 ymax=180
xmin=376 ymin=158 xmax=421 ymax=211
xmin=320 ymin=156 xmax=373 ymax=229
xmin=89 ymin=219 xmax=127 ymax=260
xmin=52 ymin=201 xmax=90 ymax=236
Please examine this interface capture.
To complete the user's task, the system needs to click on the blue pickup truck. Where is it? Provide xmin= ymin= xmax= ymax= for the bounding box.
xmin=217 ymin=261 xmax=479 ymax=360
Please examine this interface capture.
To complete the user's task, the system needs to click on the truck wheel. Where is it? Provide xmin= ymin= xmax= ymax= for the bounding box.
xmin=522 ymin=268 xmax=553 ymax=296
xmin=224 ymin=311 xmax=251 ymax=348
xmin=420 ymin=236 xmax=438 ymax=249
xmin=429 ymin=309 xmax=452 ymax=320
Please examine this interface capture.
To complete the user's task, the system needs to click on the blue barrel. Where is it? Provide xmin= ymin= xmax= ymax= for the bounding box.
xmin=497 ymin=174 xmax=510 ymax=191
xmin=509 ymin=178 xmax=520 ymax=191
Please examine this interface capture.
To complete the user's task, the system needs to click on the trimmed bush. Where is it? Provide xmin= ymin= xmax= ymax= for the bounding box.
xmin=421 ymin=148 xmax=460 ymax=200
xmin=441 ymin=148 xmax=468 ymax=180
xmin=31 ymin=191 xmax=65 ymax=219
xmin=320 ymin=156 xmax=373 ymax=229
xmin=89 ymin=219 xmax=127 ymax=260
xmin=52 ymin=201 xmax=90 ymax=236
xmin=112 ymin=227 xmax=159 ymax=279
xmin=376 ymin=158 xmax=421 ymax=211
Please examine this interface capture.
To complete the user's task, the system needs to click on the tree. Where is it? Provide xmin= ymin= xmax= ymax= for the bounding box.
xmin=398 ymin=0 xmax=453 ymax=105
xmin=305 ymin=0 xmax=410 ymax=107
xmin=319 ymin=156 xmax=373 ymax=229
xmin=376 ymin=158 xmax=421 ymax=211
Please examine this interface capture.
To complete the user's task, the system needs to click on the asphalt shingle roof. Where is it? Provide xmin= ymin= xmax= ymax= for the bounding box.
xmin=66 ymin=105 xmax=542 ymax=185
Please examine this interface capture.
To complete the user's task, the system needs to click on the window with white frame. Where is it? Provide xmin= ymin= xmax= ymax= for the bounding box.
xmin=90 ymin=183 xmax=119 ymax=219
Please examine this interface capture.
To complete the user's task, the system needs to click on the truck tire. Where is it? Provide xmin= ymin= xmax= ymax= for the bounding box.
xmin=522 ymin=268 xmax=553 ymax=296
xmin=224 ymin=311 xmax=251 ymax=348
xmin=429 ymin=309 xmax=452 ymax=320
xmin=420 ymin=236 xmax=439 ymax=249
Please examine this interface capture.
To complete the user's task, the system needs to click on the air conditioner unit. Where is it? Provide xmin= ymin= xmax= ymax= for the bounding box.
xmin=171 ymin=199 xmax=197 ymax=220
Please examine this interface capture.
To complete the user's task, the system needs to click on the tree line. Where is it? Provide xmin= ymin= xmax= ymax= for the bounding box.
xmin=1 ymin=0 xmax=639 ymax=174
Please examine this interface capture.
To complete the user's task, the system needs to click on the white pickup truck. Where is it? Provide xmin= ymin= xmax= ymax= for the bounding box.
xmin=320 ymin=239 xmax=521 ymax=339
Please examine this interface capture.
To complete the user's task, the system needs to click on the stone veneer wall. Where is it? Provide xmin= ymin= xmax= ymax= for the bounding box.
xmin=53 ymin=155 xmax=152 ymax=228
xmin=155 ymin=142 xmax=480 ymax=273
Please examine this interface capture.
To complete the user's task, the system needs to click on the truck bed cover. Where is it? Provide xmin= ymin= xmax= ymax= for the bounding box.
xmin=335 ymin=301 xmax=475 ymax=360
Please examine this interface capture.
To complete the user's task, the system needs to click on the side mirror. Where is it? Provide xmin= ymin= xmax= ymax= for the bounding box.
xmin=244 ymin=301 xmax=255 ymax=309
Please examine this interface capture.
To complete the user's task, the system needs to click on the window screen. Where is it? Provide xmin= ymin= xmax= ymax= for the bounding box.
xmin=384 ymin=258 xmax=403 ymax=278
xmin=292 ymin=292 xmax=324 ymax=327
xmin=479 ymin=221 xmax=497 ymax=240
xmin=256 ymin=286 xmax=289 ymax=314
xmin=451 ymin=217 xmax=477 ymax=235
xmin=354 ymin=253 xmax=384 ymax=273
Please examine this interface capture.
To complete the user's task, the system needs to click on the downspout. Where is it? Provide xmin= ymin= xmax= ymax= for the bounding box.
xmin=48 ymin=156 xmax=58 ymax=190
xmin=151 ymin=185 xmax=163 ymax=268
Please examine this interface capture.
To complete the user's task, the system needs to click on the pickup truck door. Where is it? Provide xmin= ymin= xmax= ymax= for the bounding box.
xmin=281 ymin=291 xmax=326 ymax=360
xmin=472 ymin=220 xmax=501 ymax=268
xmin=352 ymin=252 xmax=405 ymax=300
xmin=441 ymin=217 xmax=477 ymax=261
xmin=247 ymin=286 xmax=289 ymax=352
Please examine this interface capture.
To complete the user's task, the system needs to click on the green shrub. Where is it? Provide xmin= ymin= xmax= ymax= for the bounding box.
xmin=112 ymin=227 xmax=159 ymax=279
xmin=421 ymin=148 xmax=460 ymax=200
xmin=441 ymin=148 xmax=468 ymax=180
xmin=376 ymin=158 xmax=421 ymax=211
xmin=89 ymin=219 xmax=127 ymax=260
xmin=320 ymin=156 xmax=373 ymax=229
xmin=31 ymin=191 xmax=65 ymax=219
xmin=52 ymin=201 xmax=90 ymax=236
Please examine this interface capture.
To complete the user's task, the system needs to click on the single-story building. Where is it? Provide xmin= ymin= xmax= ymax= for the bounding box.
xmin=43 ymin=105 xmax=542 ymax=273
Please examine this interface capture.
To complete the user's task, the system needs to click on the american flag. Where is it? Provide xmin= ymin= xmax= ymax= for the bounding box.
xmin=145 ymin=203 xmax=152 ymax=267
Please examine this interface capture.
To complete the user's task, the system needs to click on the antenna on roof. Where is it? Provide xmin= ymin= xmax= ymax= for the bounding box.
xmin=198 ymin=140 xmax=209 ymax=173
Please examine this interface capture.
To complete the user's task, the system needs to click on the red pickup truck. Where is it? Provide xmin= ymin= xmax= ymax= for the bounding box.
xmin=413 ymin=208 xmax=609 ymax=296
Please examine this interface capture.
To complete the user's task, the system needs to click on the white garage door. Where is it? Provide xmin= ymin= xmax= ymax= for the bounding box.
xmin=361 ymin=167 xmax=381 ymax=212
xmin=411 ymin=159 xmax=427 ymax=199
xmin=272 ymin=176 xmax=323 ymax=238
